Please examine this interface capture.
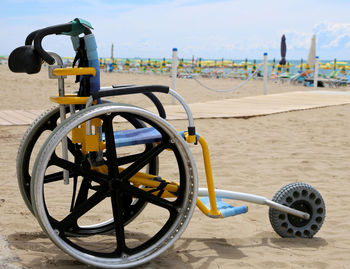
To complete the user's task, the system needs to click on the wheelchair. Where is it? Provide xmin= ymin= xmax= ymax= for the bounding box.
xmin=8 ymin=18 xmax=326 ymax=268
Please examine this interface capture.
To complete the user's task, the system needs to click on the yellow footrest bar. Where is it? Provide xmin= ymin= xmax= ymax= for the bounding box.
xmin=52 ymin=67 xmax=96 ymax=77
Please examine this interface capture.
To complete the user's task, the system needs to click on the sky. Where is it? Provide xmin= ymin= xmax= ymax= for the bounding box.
xmin=1 ymin=0 xmax=350 ymax=61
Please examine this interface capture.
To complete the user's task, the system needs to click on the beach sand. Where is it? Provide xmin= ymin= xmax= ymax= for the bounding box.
xmin=1 ymin=64 xmax=350 ymax=268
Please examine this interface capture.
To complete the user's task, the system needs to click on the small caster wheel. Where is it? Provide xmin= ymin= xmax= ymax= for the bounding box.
xmin=269 ymin=182 xmax=325 ymax=238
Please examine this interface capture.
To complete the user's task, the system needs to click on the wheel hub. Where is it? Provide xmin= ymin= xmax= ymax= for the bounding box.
xmin=288 ymin=200 xmax=312 ymax=227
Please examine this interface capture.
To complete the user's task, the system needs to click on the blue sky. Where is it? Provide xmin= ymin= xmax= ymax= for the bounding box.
xmin=1 ymin=0 xmax=350 ymax=60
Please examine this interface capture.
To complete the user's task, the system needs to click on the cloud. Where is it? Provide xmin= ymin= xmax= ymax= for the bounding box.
xmin=274 ymin=22 xmax=350 ymax=59
xmin=2 ymin=0 xmax=350 ymax=59
xmin=313 ymin=22 xmax=350 ymax=49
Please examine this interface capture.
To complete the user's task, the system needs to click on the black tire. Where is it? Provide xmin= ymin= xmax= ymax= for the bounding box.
xmin=269 ymin=182 xmax=326 ymax=238
xmin=17 ymin=106 xmax=64 ymax=214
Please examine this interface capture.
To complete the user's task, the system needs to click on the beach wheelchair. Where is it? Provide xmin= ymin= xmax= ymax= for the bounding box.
xmin=8 ymin=19 xmax=326 ymax=268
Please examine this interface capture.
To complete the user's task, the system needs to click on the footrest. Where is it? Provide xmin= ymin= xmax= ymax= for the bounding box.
xmin=199 ymin=197 xmax=248 ymax=218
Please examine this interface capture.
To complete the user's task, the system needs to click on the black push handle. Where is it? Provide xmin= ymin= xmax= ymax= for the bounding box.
xmin=92 ymin=85 xmax=169 ymax=99
xmin=143 ymin=92 xmax=167 ymax=119
xmin=93 ymin=85 xmax=169 ymax=119
xmin=33 ymin=23 xmax=73 ymax=64
xmin=25 ymin=30 xmax=40 ymax=46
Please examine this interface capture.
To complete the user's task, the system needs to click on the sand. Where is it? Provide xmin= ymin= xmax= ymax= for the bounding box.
xmin=1 ymin=64 xmax=350 ymax=268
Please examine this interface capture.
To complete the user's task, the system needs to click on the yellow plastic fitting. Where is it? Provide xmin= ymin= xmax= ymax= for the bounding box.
xmin=50 ymin=95 xmax=89 ymax=105
xmin=52 ymin=67 xmax=96 ymax=77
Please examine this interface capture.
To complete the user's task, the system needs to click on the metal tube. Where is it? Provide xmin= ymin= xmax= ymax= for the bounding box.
xmin=169 ymin=88 xmax=195 ymax=128
xmin=48 ymin=52 xmax=69 ymax=184
xmin=198 ymin=188 xmax=310 ymax=220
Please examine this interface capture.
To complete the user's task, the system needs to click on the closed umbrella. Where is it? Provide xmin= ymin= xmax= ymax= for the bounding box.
xmin=307 ymin=35 xmax=316 ymax=68
xmin=252 ymin=60 xmax=256 ymax=73
xmin=279 ymin=35 xmax=286 ymax=65
xmin=286 ymin=62 xmax=290 ymax=73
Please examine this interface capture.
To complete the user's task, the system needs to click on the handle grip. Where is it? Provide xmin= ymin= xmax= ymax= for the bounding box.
xmin=33 ymin=23 xmax=72 ymax=64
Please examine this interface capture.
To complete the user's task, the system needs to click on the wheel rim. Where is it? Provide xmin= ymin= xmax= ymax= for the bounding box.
xmin=31 ymin=104 xmax=197 ymax=267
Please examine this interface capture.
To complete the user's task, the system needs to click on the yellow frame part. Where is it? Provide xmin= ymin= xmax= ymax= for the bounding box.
xmin=72 ymin=118 xmax=105 ymax=154
xmin=50 ymin=95 xmax=89 ymax=105
xmin=183 ymin=132 xmax=222 ymax=218
xmin=71 ymin=124 xmax=221 ymax=217
xmin=50 ymin=94 xmax=99 ymax=105
xmin=52 ymin=67 xmax=96 ymax=77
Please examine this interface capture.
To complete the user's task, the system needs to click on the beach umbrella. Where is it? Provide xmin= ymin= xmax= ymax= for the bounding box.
xmin=279 ymin=35 xmax=287 ymax=65
xmin=161 ymin=57 xmax=166 ymax=72
xmin=277 ymin=63 xmax=282 ymax=74
xmin=178 ymin=58 xmax=184 ymax=69
xmin=196 ymin=57 xmax=202 ymax=73
xmin=146 ymin=58 xmax=151 ymax=70
xmin=307 ymin=35 xmax=316 ymax=68
xmin=244 ymin=58 xmax=248 ymax=71
xmin=320 ymin=63 xmax=332 ymax=70
xmin=286 ymin=62 xmax=290 ymax=73
xmin=124 ymin=58 xmax=130 ymax=71
xmin=341 ymin=65 xmax=347 ymax=74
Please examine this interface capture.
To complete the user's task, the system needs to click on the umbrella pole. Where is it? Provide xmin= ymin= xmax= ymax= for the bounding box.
xmin=314 ymin=56 xmax=319 ymax=89
xmin=171 ymin=48 xmax=178 ymax=104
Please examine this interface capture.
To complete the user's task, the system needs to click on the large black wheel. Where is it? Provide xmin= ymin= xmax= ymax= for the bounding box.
xmin=269 ymin=182 xmax=326 ymax=238
xmin=31 ymin=104 xmax=197 ymax=267
xmin=17 ymin=106 xmax=66 ymax=214
xmin=17 ymin=104 xmax=158 ymax=235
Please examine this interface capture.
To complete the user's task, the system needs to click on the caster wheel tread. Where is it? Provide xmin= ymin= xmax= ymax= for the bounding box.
xmin=269 ymin=182 xmax=325 ymax=238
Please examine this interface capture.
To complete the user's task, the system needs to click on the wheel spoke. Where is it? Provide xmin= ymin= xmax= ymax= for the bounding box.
xmin=43 ymin=170 xmax=81 ymax=184
xmin=119 ymin=141 xmax=169 ymax=182
xmin=122 ymin=183 xmax=178 ymax=213
xmin=50 ymin=154 xmax=108 ymax=186
xmin=44 ymin=171 xmax=67 ymax=183
xmin=103 ymin=114 xmax=119 ymax=179
xmin=72 ymin=177 xmax=91 ymax=210
xmin=57 ymin=188 xmax=109 ymax=232
xmin=116 ymin=152 xmax=145 ymax=166
xmin=111 ymin=189 xmax=128 ymax=254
